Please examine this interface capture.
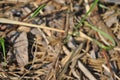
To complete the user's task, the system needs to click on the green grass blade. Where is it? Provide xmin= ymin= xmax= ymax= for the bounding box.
xmin=31 ymin=4 xmax=46 ymax=18
xmin=93 ymin=39 xmax=113 ymax=50
xmin=0 ymin=38 xmax=6 ymax=63
xmin=99 ymin=4 xmax=108 ymax=9
xmin=84 ymin=21 xmax=115 ymax=50
xmin=75 ymin=0 xmax=115 ymax=50
xmin=76 ymin=0 xmax=99 ymax=28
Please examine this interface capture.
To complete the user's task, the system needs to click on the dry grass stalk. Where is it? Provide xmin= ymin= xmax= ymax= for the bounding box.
xmin=0 ymin=18 xmax=65 ymax=33
xmin=102 ymin=64 xmax=120 ymax=80
xmin=78 ymin=60 xmax=97 ymax=80
xmin=58 ymin=42 xmax=85 ymax=80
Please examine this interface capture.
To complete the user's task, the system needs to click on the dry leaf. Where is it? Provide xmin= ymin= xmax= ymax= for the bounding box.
xmin=7 ymin=31 xmax=28 ymax=66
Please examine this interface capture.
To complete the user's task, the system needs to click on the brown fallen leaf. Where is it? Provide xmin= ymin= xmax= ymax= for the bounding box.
xmin=7 ymin=31 xmax=28 ymax=66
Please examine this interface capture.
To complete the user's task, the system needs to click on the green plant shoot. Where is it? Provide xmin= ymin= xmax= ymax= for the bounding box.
xmin=76 ymin=0 xmax=115 ymax=50
xmin=0 ymin=38 xmax=6 ymax=63
xmin=84 ymin=21 xmax=115 ymax=50
xmin=76 ymin=0 xmax=99 ymax=28
xmin=31 ymin=4 xmax=46 ymax=18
